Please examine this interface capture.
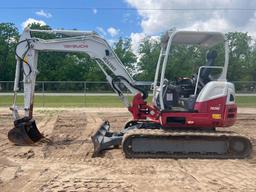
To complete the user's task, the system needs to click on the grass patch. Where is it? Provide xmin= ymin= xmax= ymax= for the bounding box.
xmin=0 ymin=95 xmax=126 ymax=107
xmin=0 ymin=95 xmax=255 ymax=108
xmin=236 ymin=96 xmax=256 ymax=107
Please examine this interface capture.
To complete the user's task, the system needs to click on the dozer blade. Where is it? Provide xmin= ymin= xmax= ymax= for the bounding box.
xmin=91 ymin=121 xmax=123 ymax=157
xmin=8 ymin=117 xmax=44 ymax=145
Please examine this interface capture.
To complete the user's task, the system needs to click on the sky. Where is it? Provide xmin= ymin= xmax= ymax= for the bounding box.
xmin=1 ymin=0 xmax=256 ymax=52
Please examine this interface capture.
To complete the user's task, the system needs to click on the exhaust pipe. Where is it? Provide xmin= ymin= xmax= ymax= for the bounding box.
xmin=8 ymin=117 xmax=44 ymax=145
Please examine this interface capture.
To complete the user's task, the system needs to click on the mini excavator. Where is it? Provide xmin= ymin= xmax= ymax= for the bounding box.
xmin=8 ymin=28 xmax=252 ymax=158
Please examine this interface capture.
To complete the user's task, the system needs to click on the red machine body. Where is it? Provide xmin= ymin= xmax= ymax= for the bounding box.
xmin=129 ymin=93 xmax=237 ymax=130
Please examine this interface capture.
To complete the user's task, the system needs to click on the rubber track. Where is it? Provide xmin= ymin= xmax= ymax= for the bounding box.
xmin=122 ymin=129 xmax=252 ymax=159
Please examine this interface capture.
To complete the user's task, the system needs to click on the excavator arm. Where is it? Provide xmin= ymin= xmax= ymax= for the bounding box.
xmin=8 ymin=28 xmax=149 ymax=145
xmin=11 ymin=28 xmax=144 ymax=118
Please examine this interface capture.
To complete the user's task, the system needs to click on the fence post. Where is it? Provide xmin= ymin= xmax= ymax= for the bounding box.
xmin=84 ymin=82 xmax=86 ymax=107
xmin=42 ymin=82 xmax=45 ymax=107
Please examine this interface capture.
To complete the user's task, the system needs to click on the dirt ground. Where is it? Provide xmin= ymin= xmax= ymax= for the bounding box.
xmin=0 ymin=108 xmax=255 ymax=192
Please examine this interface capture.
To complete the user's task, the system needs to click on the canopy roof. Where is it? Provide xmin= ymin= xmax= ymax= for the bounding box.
xmin=165 ymin=31 xmax=225 ymax=48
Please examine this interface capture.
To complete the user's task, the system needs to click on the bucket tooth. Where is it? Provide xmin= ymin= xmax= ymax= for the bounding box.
xmin=91 ymin=121 xmax=123 ymax=157
xmin=8 ymin=117 xmax=44 ymax=145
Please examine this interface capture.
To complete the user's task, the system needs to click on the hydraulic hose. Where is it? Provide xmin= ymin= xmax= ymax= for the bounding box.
xmin=15 ymin=39 xmax=32 ymax=78
xmin=111 ymin=75 xmax=148 ymax=100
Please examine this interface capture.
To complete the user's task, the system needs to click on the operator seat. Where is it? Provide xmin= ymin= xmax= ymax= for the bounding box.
xmin=179 ymin=50 xmax=218 ymax=111
xmin=200 ymin=50 xmax=217 ymax=85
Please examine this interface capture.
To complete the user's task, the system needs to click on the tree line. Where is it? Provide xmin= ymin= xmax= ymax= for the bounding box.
xmin=0 ymin=22 xmax=255 ymax=82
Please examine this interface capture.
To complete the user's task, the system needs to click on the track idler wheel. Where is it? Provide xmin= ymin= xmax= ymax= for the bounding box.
xmin=229 ymin=137 xmax=252 ymax=158
xmin=8 ymin=117 xmax=44 ymax=145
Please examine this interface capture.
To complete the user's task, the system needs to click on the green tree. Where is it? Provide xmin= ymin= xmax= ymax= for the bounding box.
xmin=2 ymin=22 xmax=256 ymax=85
xmin=165 ymin=45 xmax=205 ymax=80
xmin=226 ymin=32 xmax=252 ymax=81
xmin=136 ymin=38 xmax=205 ymax=81
xmin=135 ymin=37 xmax=161 ymax=81
xmin=113 ymin=38 xmax=137 ymax=75
xmin=0 ymin=23 xmax=19 ymax=81
xmin=249 ymin=44 xmax=256 ymax=81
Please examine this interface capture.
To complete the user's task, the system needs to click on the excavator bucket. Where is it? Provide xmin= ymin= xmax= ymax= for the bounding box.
xmin=8 ymin=117 xmax=44 ymax=145
xmin=91 ymin=121 xmax=123 ymax=157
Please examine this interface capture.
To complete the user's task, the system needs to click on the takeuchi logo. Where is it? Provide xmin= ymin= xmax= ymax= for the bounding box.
xmin=64 ymin=44 xmax=88 ymax=48
xmin=210 ymin=106 xmax=221 ymax=111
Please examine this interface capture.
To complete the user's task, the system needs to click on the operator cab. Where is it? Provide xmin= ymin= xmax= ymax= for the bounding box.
xmin=152 ymin=31 xmax=228 ymax=112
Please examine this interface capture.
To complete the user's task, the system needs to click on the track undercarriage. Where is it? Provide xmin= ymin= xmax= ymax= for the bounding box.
xmin=91 ymin=120 xmax=252 ymax=159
